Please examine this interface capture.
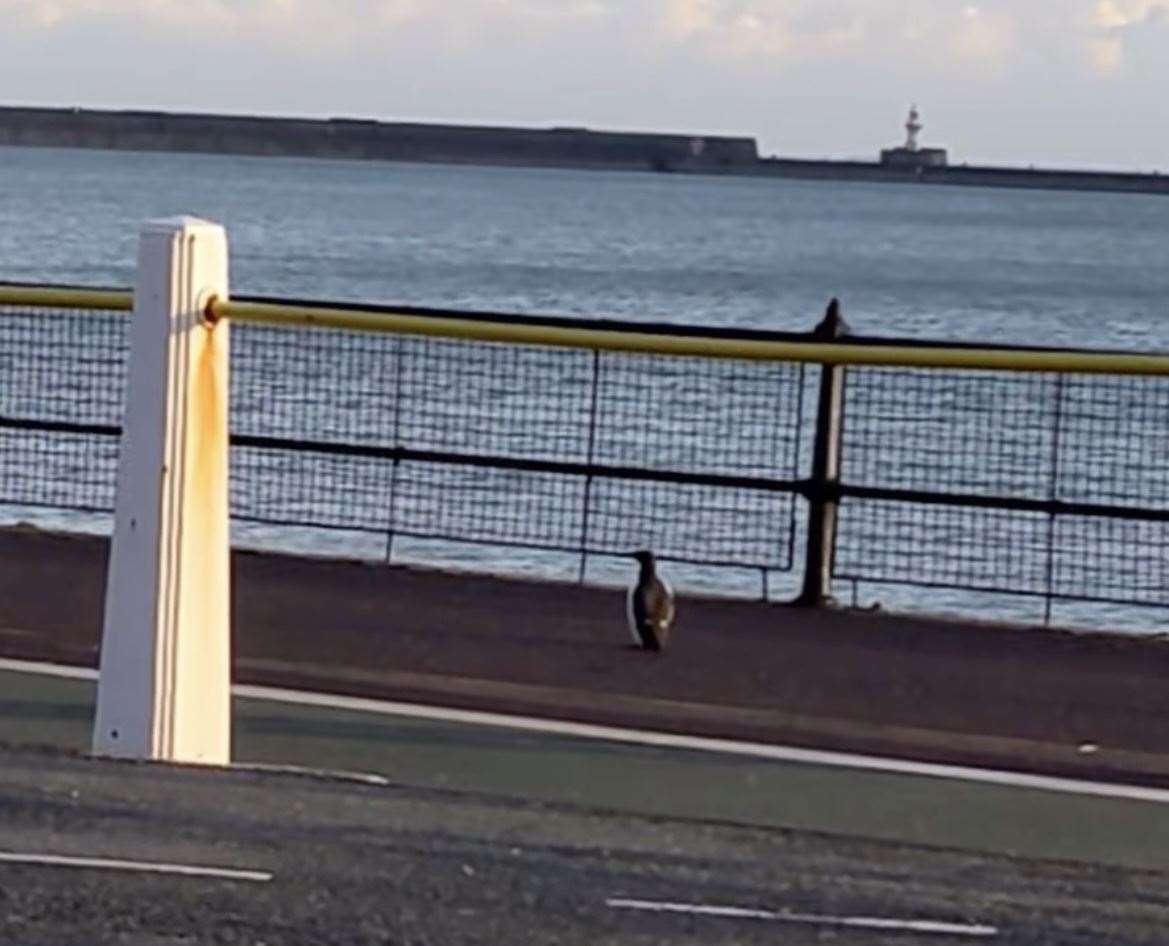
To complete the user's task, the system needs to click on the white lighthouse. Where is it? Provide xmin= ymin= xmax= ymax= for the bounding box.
xmin=880 ymin=105 xmax=948 ymax=169
xmin=904 ymin=104 xmax=923 ymax=152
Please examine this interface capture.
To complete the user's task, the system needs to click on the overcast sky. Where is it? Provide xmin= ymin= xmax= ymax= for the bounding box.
xmin=2 ymin=0 xmax=1166 ymax=170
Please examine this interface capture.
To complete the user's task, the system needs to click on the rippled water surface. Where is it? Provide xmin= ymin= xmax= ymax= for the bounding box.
xmin=3 ymin=146 xmax=1168 ymax=345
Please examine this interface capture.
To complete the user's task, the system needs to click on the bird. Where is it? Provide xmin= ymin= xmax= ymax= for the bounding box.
xmin=627 ymin=550 xmax=675 ymax=652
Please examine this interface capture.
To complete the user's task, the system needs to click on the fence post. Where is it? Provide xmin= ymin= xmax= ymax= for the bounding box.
xmin=92 ymin=217 xmax=231 ymax=765
xmin=794 ymin=298 xmax=849 ymax=607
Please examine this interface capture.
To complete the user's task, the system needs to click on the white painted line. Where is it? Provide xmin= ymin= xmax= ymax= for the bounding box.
xmin=0 ymin=851 xmax=272 ymax=883
xmin=607 ymin=898 xmax=998 ymax=938
xmin=233 ymin=682 xmax=1169 ymax=805
xmin=0 ymin=657 xmax=96 ymax=681
xmin=232 ymin=761 xmax=391 ymax=787
xmin=5 ymin=656 xmax=1169 ymax=806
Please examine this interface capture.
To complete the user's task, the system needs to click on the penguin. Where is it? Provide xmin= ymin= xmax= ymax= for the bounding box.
xmin=627 ymin=550 xmax=675 ymax=652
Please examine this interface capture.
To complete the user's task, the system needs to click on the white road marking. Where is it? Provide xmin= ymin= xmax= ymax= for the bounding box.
xmin=4 ymin=655 xmax=1169 ymax=805
xmin=0 ymin=656 xmax=95 ymax=681
xmin=606 ymin=898 xmax=998 ymax=938
xmin=233 ymin=761 xmax=391 ymax=786
xmin=233 ymin=684 xmax=1169 ymax=805
xmin=0 ymin=851 xmax=271 ymax=883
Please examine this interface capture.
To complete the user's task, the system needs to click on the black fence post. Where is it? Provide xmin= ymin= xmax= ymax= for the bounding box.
xmin=794 ymin=298 xmax=850 ymax=607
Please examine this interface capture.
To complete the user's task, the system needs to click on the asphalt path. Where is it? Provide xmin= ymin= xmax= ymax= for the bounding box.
xmin=3 ymin=663 xmax=1169 ymax=944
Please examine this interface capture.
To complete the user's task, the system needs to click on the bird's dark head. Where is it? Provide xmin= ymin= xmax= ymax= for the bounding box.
xmin=631 ymin=549 xmax=656 ymax=569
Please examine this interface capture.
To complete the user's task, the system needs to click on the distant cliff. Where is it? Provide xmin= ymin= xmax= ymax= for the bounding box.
xmin=1 ymin=105 xmax=1166 ymax=197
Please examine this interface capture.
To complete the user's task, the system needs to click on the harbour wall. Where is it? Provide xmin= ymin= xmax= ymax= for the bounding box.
xmin=0 ymin=106 xmax=758 ymax=172
xmin=2 ymin=105 xmax=1167 ymax=196
xmin=751 ymin=157 xmax=1169 ymax=196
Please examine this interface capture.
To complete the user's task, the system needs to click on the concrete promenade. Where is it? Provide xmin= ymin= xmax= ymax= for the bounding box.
xmin=3 ymin=526 xmax=1169 ymax=786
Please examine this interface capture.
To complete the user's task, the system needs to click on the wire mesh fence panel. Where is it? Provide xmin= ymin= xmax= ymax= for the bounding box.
xmin=230 ymin=444 xmax=395 ymax=534
xmin=834 ymin=499 xmax=1053 ymax=596
xmin=1046 ymin=373 xmax=1169 ymax=608
xmin=586 ymin=478 xmax=796 ymax=568
xmin=594 ymin=353 xmax=803 ymax=479
xmin=839 ymin=367 xmax=1060 ymax=499
xmin=231 ymin=322 xmax=400 ymax=446
xmin=226 ymin=322 xmax=806 ymax=574
xmin=1052 ymin=516 xmax=1169 ymax=607
xmin=834 ymin=368 xmax=1169 ymax=609
xmin=588 ymin=352 xmax=803 ymax=568
xmin=1 ymin=302 xmax=806 ymax=578
xmin=0 ymin=427 xmax=119 ymax=512
xmin=1055 ymin=374 xmax=1169 ymax=510
xmin=399 ymin=337 xmax=593 ymax=462
xmin=392 ymin=461 xmax=587 ymax=550
xmin=0 ymin=308 xmax=127 ymax=426
xmin=229 ymin=321 xmax=402 ymax=534
xmin=834 ymin=366 xmax=1061 ymax=598
xmin=0 ymin=306 xmax=126 ymax=512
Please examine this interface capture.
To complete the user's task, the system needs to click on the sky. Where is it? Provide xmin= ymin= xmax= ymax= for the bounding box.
xmin=1 ymin=0 xmax=1166 ymax=170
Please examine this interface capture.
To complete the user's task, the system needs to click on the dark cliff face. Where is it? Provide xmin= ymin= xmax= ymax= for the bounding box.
xmin=0 ymin=106 xmax=760 ymax=172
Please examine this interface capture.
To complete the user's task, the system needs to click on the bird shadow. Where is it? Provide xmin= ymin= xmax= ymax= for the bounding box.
xmin=621 ymin=644 xmax=664 ymax=655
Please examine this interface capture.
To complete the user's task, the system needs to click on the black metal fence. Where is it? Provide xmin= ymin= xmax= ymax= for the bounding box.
xmin=3 ymin=290 xmax=1169 ymax=625
xmin=230 ymin=318 xmax=805 ymax=577
xmin=833 ymin=365 xmax=1169 ymax=616
xmin=0 ymin=304 xmax=124 ymax=513
xmin=0 ymin=298 xmax=806 ymax=587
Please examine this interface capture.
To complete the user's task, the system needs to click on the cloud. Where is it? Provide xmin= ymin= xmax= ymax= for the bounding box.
xmin=657 ymin=0 xmax=1169 ymax=81
xmin=1083 ymin=0 xmax=1169 ymax=72
xmin=658 ymin=0 xmax=1032 ymax=75
xmin=1091 ymin=0 xmax=1166 ymax=28
xmin=1 ymin=0 xmax=1163 ymax=73
xmin=662 ymin=0 xmax=868 ymax=58
xmin=4 ymin=0 xmax=611 ymax=44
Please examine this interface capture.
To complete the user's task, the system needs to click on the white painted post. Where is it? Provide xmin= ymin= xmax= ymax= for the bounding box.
xmin=93 ymin=217 xmax=231 ymax=765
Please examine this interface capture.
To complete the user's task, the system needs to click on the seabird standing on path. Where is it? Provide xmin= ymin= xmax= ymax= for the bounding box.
xmin=627 ymin=550 xmax=675 ymax=652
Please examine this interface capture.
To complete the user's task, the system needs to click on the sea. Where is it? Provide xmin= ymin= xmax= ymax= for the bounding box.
xmin=2 ymin=145 xmax=1169 ymax=631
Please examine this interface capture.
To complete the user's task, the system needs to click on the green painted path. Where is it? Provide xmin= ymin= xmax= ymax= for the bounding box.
xmin=4 ymin=663 xmax=1169 ymax=872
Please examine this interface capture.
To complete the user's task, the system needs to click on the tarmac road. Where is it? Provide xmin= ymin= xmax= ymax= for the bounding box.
xmin=2 ymin=741 xmax=1168 ymax=946
xmin=2 ymin=663 xmax=1169 ymax=944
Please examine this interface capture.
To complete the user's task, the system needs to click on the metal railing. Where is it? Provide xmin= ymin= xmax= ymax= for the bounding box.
xmin=4 ymin=282 xmax=1169 ymax=626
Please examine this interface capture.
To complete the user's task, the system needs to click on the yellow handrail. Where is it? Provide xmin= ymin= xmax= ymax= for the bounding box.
xmin=0 ymin=285 xmax=133 ymax=311
xmin=4 ymin=282 xmax=1169 ymax=376
xmin=211 ymin=297 xmax=1169 ymax=376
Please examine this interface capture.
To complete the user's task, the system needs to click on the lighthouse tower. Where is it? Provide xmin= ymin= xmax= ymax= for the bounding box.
xmin=904 ymin=105 xmax=923 ymax=152
xmin=880 ymin=104 xmax=948 ymax=169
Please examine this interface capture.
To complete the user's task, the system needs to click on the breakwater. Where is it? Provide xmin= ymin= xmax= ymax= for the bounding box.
xmin=2 ymin=105 xmax=1168 ymax=196
xmin=752 ymin=157 xmax=1169 ymax=196
xmin=2 ymin=104 xmax=1167 ymax=196
xmin=0 ymin=105 xmax=757 ymax=172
